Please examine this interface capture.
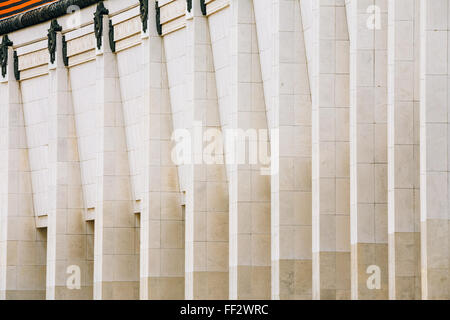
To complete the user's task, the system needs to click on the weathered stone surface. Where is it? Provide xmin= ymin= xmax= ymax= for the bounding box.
xmin=0 ymin=0 xmax=448 ymax=301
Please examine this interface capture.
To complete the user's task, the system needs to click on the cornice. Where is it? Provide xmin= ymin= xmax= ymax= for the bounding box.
xmin=0 ymin=0 xmax=100 ymax=36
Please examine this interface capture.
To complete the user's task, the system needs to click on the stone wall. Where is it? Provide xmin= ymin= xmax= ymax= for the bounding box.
xmin=0 ymin=0 xmax=448 ymax=300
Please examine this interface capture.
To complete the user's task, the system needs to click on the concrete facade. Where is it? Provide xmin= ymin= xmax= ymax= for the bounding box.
xmin=0 ymin=0 xmax=448 ymax=300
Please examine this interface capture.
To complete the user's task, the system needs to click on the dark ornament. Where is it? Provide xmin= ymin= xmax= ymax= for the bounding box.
xmin=139 ymin=0 xmax=149 ymax=33
xmin=0 ymin=0 xmax=100 ymax=35
xmin=186 ymin=0 xmax=192 ymax=13
xmin=155 ymin=1 xmax=162 ymax=36
xmin=0 ymin=35 xmax=13 ymax=78
xmin=109 ymin=20 xmax=116 ymax=53
xmin=13 ymin=51 xmax=19 ymax=81
xmin=93 ymin=1 xmax=109 ymax=50
xmin=200 ymin=0 xmax=206 ymax=15
xmin=62 ymin=35 xmax=69 ymax=67
xmin=48 ymin=19 xmax=62 ymax=64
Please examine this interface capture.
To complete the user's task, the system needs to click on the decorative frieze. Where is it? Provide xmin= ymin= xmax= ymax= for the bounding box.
xmin=204 ymin=0 xmax=229 ymax=16
xmin=0 ymin=0 xmax=447 ymax=303
xmin=159 ymin=0 xmax=186 ymax=24
xmin=156 ymin=0 xmax=187 ymax=35
xmin=112 ymin=17 xmax=142 ymax=52
xmin=113 ymin=17 xmax=141 ymax=42
xmin=68 ymin=50 xmax=95 ymax=67
xmin=18 ymin=49 xmax=48 ymax=71
xmin=66 ymin=33 xmax=95 ymax=57
xmin=0 ymin=0 xmax=99 ymax=35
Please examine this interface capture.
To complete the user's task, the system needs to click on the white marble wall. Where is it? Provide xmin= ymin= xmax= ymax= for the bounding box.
xmin=347 ymin=0 xmax=389 ymax=300
xmin=0 ymin=0 xmax=449 ymax=300
xmin=310 ymin=0 xmax=351 ymax=300
xmin=21 ymin=76 xmax=49 ymax=218
xmin=387 ymin=0 xmax=421 ymax=300
xmin=70 ymin=62 xmax=98 ymax=210
xmin=271 ymin=0 xmax=313 ymax=300
xmin=117 ymin=45 xmax=144 ymax=203
xmin=420 ymin=0 xmax=450 ymax=300
xmin=0 ymin=47 xmax=46 ymax=300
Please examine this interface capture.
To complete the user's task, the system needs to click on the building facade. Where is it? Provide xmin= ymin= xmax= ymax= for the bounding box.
xmin=0 ymin=0 xmax=448 ymax=300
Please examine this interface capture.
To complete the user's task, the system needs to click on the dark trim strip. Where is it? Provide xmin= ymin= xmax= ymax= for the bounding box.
xmin=0 ymin=1 xmax=57 ymax=20
xmin=0 ymin=0 xmax=99 ymax=35
xmin=1 ymin=0 xmax=46 ymax=11
xmin=0 ymin=0 xmax=52 ymax=11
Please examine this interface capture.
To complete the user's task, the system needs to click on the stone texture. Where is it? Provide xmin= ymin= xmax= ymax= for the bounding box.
xmin=0 ymin=0 xmax=448 ymax=301
xmin=139 ymin=0 xmax=185 ymax=300
xmin=0 ymin=46 xmax=47 ymax=300
xmin=387 ymin=0 xmax=421 ymax=300
xmin=420 ymin=0 xmax=450 ymax=300
xmin=346 ymin=0 xmax=389 ymax=300
xmin=46 ymin=31 xmax=93 ymax=300
xmin=93 ymin=15 xmax=139 ymax=300
xmin=270 ymin=0 xmax=313 ymax=300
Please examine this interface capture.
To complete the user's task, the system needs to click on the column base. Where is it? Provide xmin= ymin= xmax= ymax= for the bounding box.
xmin=232 ymin=266 xmax=271 ymax=300
xmin=389 ymin=232 xmax=421 ymax=300
xmin=421 ymin=220 xmax=449 ymax=300
xmin=140 ymin=277 xmax=184 ymax=300
xmin=313 ymin=252 xmax=351 ymax=300
xmin=187 ymin=271 xmax=228 ymax=300
xmin=352 ymin=243 xmax=388 ymax=300
xmin=48 ymin=286 xmax=93 ymax=300
xmin=94 ymin=281 xmax=139 ymax=300
xmin=1 ymin=290 xmax=45 ymax=300
xmin=278 ymin=259 xmax=312 ymax=300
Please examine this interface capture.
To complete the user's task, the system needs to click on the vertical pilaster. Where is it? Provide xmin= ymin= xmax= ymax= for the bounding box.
xmin=0 ymin=44 xmax=46 ymax=300
xmin=271 ymin=0 xmax=312 ymax=300
xmin=419 ymin=0 xmax=450 ymax=300
xmin=387 ymin=0 xmax=421 ymax=300
xmin=311 ymin=0 xmax=351 ymax=300
xmin=46 ymin=28 xmax=93 ymax=300
xmin=346 ymin=0 xmax=389 ymax=299
xmin=229 ymin=0 xmax=271 ymax=300
xmin=184 ymin=1 xmax=229 ymax=299
xmin=94 ymin=13 xmax=139 ymax=300
xmin=140 ymin=0 xmax=185 ymax=300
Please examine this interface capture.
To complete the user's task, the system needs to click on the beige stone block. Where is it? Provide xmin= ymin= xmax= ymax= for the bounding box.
xmin=206 ymin=242 xmax=228 ymax=272
xmin=161 ymin=221 xmax=183 ymax=249
xmin=147 ymin=277 xmax=184 ymax=300
xmin=113 ymin=255 xmax=139 ymax=281
xmin=66 ymin=235 xmax=86 ymax=260
xmin=207 ymin=212 xmax=228 ymax=242
xmin=237 ymin=266 xmax=271 ymax=300
xmin=251 ymin=202 xmax=270 ymax=234
xmin=114 ymin=228 xmax=136 ymax=254
xmin=252 ymin=234 xmax=271 ymax=266
xmin=425 ymin=269 xmax=449 ymax=300
xmin=295 ymin=158 xmax=312 ymax=191
xmin=161 ymin=249 xmax=184 ymax=276
xmin=251 ymin=173 xmax=270 ymax=201
xmin=206 ymin=182 xmax=228 ymax=212
xmin=294 ymin=260 xmax=312 ymax=298
xmin=111 ymin=282 xmax=139 ymax=300
xmin=294 ymin=192 xmax=312 ymax=226
xmin=66 ymin=209 xmax=85 ymax=234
